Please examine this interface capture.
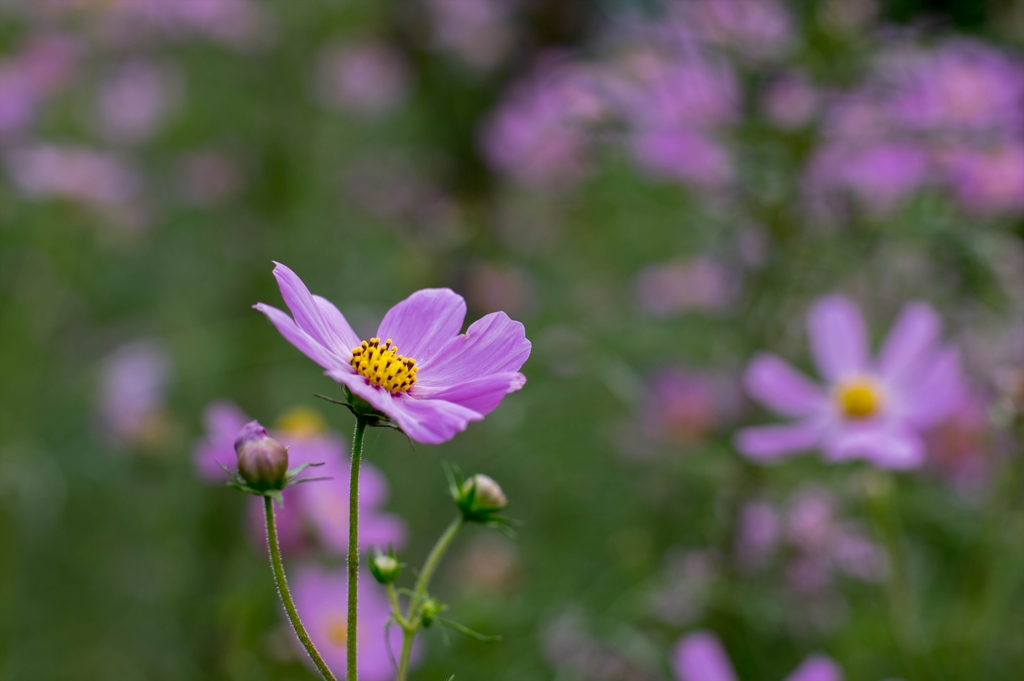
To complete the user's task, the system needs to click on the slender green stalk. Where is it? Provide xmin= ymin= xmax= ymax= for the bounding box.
xmin=348 ymin=418 xmax=367 ymax=681
xmin=396 ymin=516 xmax=463 ymax=681
xmin=264 ymin=496 xmax=337 ymax=681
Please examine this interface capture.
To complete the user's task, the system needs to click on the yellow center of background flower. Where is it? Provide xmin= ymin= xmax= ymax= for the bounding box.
xmin=835 ymin=378 xmax=882 ymax=419
xmin=274 ymin=405 xmax=327 ymax=437
xmin=350 ymin=337 xmax=418 ymax=394
xmin=326 ymin=618 xmax=348 ymax=647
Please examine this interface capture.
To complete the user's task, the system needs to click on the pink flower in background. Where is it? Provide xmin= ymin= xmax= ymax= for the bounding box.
xmin=642 ymin=368 xmax=738 ymax=445
xmin=763 ymin=72 xmax=819 ymax=129
xmin=735 ymin=501 xmax=780 ymax=571
xmin=5 ymin=144 xmax=141 ymax=205
xmin=291 ymin=565 xmax=420 ymax=681
xmin=808 ymin=142 xmax=931 ymax=213
xmin=634 ymin=256 xmax=737 ymax=316
xmin=925 ymin=390 xmax=993 ymax=492
xmin=316 ymin=41 xmax=410 ymax=116
xmin=193 ymin=401 xmax=407 ymax=554
xmin=426 ymin=0 xmax=517 ymax=70
xmin=674 ymin=631 xmax=842 ymax=681
xmin=480 ymin=60 xmax=602 ymax=187
xmin=885 ymin=41 xmax=1024 ymax=136
xmin=175 ymin=150 xmax=244 ymax=206
xmin=464 ymin=261 xmax=537 ymax=319
xmin=736 ymin=296 xmax=963 ymax=469
xmin=96 ymin=60 xmax=177 ymax=143
xmin=942 ymin=145 xmax=1024 ymax=215
xmin=609 ymin=50 xmax=738 ymax=187
xmin=98 ymin=340 xmax=171 ymax=447
xmin=689 ymin=0 xmax=795 ymax=61
xmin=255 ymin=263 xmax=531 ymax=443
xmin=0 ymin=34 xmax=79 ymax=139
xmin=80 ymin=0 xmax=272 ymax=50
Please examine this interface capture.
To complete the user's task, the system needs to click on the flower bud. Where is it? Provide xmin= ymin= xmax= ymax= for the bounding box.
xmin=234 ymin=420 xmax=289 ymax=491
xmin=420 ymin=596 xmax=443 ymax=628
xmin=463 ymin=474 xmax=507 ymax=512
xmin=369 ymin=551 xmax=402 ymax=584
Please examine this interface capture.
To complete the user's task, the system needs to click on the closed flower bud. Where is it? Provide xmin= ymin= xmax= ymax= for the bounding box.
xmin=463 ymin=474 xmax=507 ymax=512
xmin=420 ymin=596 xmax=443 ymax=628
xmin=234 ymin=420 xmax=289 ymax=491
xmin=369 ymin=551 xmax=402 ymax=584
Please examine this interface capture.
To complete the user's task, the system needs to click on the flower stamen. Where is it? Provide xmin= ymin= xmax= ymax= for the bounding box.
xmin=835 ymin=378 xmax=883 ymax=419
xmin=350 ymin=337 xmax=418 ymax=394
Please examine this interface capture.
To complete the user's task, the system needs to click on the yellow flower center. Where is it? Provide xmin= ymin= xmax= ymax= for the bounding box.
xmin=326 ymin=618 xmax=348 ymax=647
xmin=274 ymin=406 xmax=327 ymax=438
xmin=834 ymin=378 xmax=883 ymax=419
xmin=350 ymin=337 xmax=418 ymax=394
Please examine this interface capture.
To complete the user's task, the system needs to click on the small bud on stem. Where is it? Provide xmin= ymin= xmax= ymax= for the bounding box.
xmin=235 ymin=421 xmax=289 ymax=491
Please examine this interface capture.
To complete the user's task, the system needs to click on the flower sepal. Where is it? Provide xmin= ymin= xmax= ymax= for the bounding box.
xmin=219 ymin=459 xmax=328 ymax=504
xmin=315 ymin=388 xmax=408 ymax=433
xmin=369 ymin=546 xmax=404 ymax=584
xmin=445 ymin=463 xmax=514 ymax=527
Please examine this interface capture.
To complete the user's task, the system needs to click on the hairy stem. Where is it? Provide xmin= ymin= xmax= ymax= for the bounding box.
xmin=265 ymin=496 xmax=337 ymax=681
xmin=348 ymin=418 xmax=367 ymax=681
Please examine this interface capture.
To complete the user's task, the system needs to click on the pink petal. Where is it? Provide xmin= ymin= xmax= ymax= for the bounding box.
xmin=417 ymin=311 xmax=531 ymax=387
xmin=784 ymin=655 xmax=844 ymax=681
xmin=271 ymin=262 xmax=353 ymax=356
xmin=899 ymin=347 xmax=963 ymax=428
xmin=744 ymin=353 xmax=826 ymax=417
xmin=824 ymin=425 xmax=925 ymax=469
xmin=376 ymin=288 xmax=467 ymax=364
xmin=414 ymin=371 xmax=526 ymax=415
xmin=383 ymin=394 xmax=484 ymax=444
xmin=877 ymin=302 xmax=940 ymax=385
xmin=735 ymin=422 xmax=823 ymax=462
xmin=325 ymin=367 xmax=399 ymax=415
xmin=313 ymin=294 xmax=361 ymax=351
xmin=254 ymin=302 xmax=345 ymax=371
xmin=673 ymin=631 xmax=738 ymax=681
xmin=807 ymin=295 xmax=868 ymax=381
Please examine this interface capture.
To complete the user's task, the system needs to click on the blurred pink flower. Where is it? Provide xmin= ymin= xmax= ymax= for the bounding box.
xmin=464 ymin=261 xmax=537 ymax=319
xmin=480 ymin=59 xmax=602 ymax=188
xmin=735 ymin=501 xmax=781 ymax=571
xmin=674 ymin=631 xmax=842 ymax=681
xmin=924 ymin=390 xmax=992 ymax=492
xmin=255 ymin=262 xmax=531 ymax=444
xmin=642 ymin=367 xmax=738 ymax=446
xmin=426 ymin=0 xmax=517 ymax=70
xmin=5 ymin=144 xmax=141 ymax=205
xmin=736 ymin=296 xmax=963 ymax=469
xmin=763 ymin=73 xmax=819 ymax=129
xmin=85 ymin=0 xmax=273 ymax=50
xmin=884 ymin=41 xmax=1024 ymax=137
xmin=291 ymin=565 xmax=419 ymax=681
xmin=96 ymin=60 xmax=177 ymax=143
xmin=941 ymin=144 xmax=1024 ymax=215
xmin=175 ymin=150 xmax=244 ymax=206
xmin=316 ymin=41 xmax=410 ymax=116
xmin=98 ymin=340 xmax=171 ymax=447
xmin=634 ymin=256 xmax=737 ymax=316
xmin=193 ymin=401 xmax=407 ymax=554
xmin=689 ymin=0 xmax=795 ymax=61
xmin=0 ymin=34 xmax=79 ymax=139
xmin=807 ymin=142 xmax=931 ymax=213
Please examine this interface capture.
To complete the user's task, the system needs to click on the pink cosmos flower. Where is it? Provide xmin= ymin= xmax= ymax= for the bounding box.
xmin=98 ymin=340 xmax=171 ymax=447
xmin=291 ymin=565 xmax=420 ymax=681
xmin=674 ymin=631 xmax=842 ymax=681
xmin=193 ymin=401 xmax=407 ymax=554
xmin=736 ymin=296 xmax=963 ymax=469
xmin=315 ymin=41 xmax=410 ymax=116
xmin=255 ymin=263 xmax=531 ymax=443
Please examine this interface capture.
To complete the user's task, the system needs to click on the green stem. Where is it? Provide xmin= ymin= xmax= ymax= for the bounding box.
xmin=265 ymin=496 xmax=337 ymax=681
xmin=348 ymin=418 xmax=367 ymax=681
xmin=396 ymin=516 xmax=463 ymax=681
xmin=396 ymin=630 xmax=416 ymax=681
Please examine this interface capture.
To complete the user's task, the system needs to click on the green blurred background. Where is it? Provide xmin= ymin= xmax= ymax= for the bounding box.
xmin=2 ymin=1 xmax=1023 ymax=680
